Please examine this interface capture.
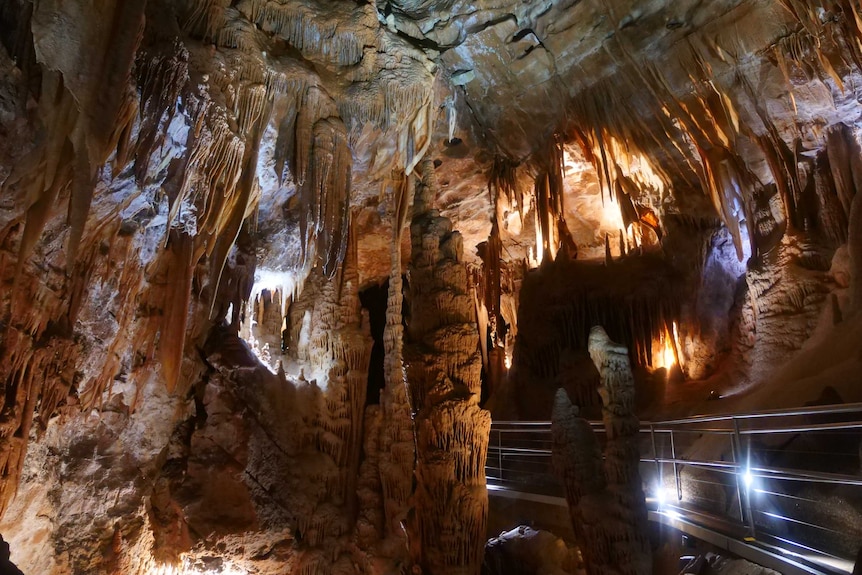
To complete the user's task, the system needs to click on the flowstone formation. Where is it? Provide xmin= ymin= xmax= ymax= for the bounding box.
xmin=551 ymin=327 xmax=651 ymax=575
xmin=404 ymin=160 xmax=490 ymax=575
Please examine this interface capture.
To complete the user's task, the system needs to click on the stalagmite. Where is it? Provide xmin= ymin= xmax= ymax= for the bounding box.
xmin=551 ymin=326 xmax=651 ymax=575
xmin=405 ymin=159 xmax=490 ymax=575
xmin=285 ymin=230 xmax=374 ymax=571
xmin=378 ymin=173 xmax=416 ymax=567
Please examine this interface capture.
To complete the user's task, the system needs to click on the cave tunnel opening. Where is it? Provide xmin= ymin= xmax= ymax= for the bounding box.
xmin=360 ymin=281 xmax=388 ymax=405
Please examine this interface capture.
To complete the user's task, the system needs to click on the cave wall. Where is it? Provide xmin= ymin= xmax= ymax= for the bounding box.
xmin=0 ymin=0 xmax=437 ymax=571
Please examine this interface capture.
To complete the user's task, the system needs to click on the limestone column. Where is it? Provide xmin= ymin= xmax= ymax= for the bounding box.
xmin=378 ymin=173 xmax=417 ymax=562
xmin=404 ymin=160 xmax=490 ymax=575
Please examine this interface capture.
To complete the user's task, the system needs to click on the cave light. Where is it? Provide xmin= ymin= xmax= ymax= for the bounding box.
xmin=527 ymin=246 xmax=540 ymax=269
xmin=654 ymin=485 xmax=678 ymax=507
xmin=504 ymin=351 xmax=512 ymax=370
xmin=534 ymin=208 xmax=545 ymax=264
xmin=742 ymin=468 xmax=754 ymax=489
xmin=655 ymin=485 xmax=667 ymax=506
xmin=600 ymin=197 xmax=624 ymax=232
xmin=652 ymin=324 xmax=678 ymax=371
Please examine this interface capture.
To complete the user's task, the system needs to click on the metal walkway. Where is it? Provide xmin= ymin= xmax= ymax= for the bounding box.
xmin=487 ymin=403 xmax=862 ymax=575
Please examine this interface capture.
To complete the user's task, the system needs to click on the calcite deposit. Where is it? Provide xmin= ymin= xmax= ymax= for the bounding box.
xmin=551 ymin=328 xmax=651 ymax=575
xmin=0 ymin=0 xmax=861 ymax=573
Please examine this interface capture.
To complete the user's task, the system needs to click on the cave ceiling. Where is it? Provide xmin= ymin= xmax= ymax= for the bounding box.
xmin=3 ymin=0 xmax=843 ymax=278
xmin=373 ymin=0 xmax=835 ymax=266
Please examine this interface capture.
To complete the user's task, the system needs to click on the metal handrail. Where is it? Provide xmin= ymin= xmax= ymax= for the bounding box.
xmin=487 ymin=402 xmax=862 ymax=575
xmin=492 ymin=401 xmax=862 ymax=430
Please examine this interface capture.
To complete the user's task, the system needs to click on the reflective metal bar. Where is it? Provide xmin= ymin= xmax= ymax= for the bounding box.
xmin=670 ymin=429 xmax=682 ymax=501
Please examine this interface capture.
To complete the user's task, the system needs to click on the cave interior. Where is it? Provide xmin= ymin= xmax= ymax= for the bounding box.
xmin=0 ymin=0 xmax=861 ymax=573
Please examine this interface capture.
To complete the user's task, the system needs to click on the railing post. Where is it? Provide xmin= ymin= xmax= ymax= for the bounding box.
xmin=730 ymin=432 xmax=745 ymax=524
xmin=732 ymin=417 xmax=756 ymax=540
xmin=497 ymin=428 xmax=504 ymax=483
xmin=650 ymin=424 xmax=661 ymax=498
xmin=670 ymin=429 xmax=682 ymax=501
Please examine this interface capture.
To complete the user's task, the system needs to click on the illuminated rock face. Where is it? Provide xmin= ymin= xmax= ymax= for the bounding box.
xmin=0 ymin=0 xmax=861 ymax=573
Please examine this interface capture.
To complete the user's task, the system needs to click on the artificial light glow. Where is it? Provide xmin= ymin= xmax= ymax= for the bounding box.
xmin=600 ymin=198 xmax=624 ymax=231
xmin=665 ymin=509 xmax=682 ymax=521
xmin=504 ymin=352 xmax=512 ymax=370
xmin=527 ymin=246 xmax=540 ymax=269
xmin=534 ymin=209 xmax=545 ymax=264
xmin=743 ymin=469 xmax=754 ymax=488
xmin=661 ymin=336 xmax=675 ymax=369
xmin=652 ymin=325 xmax=677 ymax=370
xmin=654 ymin=486 xmax=677 ymax=507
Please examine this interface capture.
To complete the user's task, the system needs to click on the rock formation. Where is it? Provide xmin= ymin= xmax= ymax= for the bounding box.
xmin=552 ymin=327 xmax=651 ymax=575
xmin=405 ymin=160 xmax=490 ymax=574
xmin=376 ymin=173 xmax=416 ymax=569
xmin=482 ymin=526 xmax=582 ymax=575
xmin=0 ymin=0 xmax=862 ymax=572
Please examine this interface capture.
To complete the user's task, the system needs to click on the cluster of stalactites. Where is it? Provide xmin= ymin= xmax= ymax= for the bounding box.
xmin=473 ymin=200 xmax=516 ymax=400
xmin=276 ymin=89 xmax=352 ymax=277
xmin=0 ymin=1 xmax=155 ymax=515
xmin=775 ymin=0 xmax=862 ymax=102
xmin=564 ymin=1 xmax=862 ymax=265
xmin=531 ymin=137 xmax=578 ymax=264
xmin=184 ymin=0 xmax=375 ymax=67
xmin=566 ymin=77 xmax=671 ymax=249
xmin=183 ymin=0 xmax=436 ymax=182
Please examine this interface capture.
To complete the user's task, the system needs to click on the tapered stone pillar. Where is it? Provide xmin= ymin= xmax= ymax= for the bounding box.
xmin=552 ymin=326 xmax=651 ymax=575
xmin=405 ymin=160 xmax=490 ymax=575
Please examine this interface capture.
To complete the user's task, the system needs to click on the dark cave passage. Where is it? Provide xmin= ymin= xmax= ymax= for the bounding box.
xmin=360 ymin=281 xmax=388 ymax=405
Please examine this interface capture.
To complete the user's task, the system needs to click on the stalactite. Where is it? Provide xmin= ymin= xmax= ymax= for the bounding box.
xmin=273 ymin=84 xmax=352 ymax=277
xmin=551 ymin=327 xmax=651 ymax=575
xmin=476 ymin=218 xmax=507 ymax=398
xmin=215 ymin=7 xmax=269 ymax=53
xmin=159 ymin=232 xmax=196 ymax=393
xmin=133 ymin=39 xmax=190 ymax=182
xmin=29 ymin=0 xmax=146 ymax=263
xmin=182 ymin=0 xmax=230 ymax=39
xmin=489 ymin=155 xmax=522 ymax=220
xmin=405 ymin=159 xmax=489 ymax=575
